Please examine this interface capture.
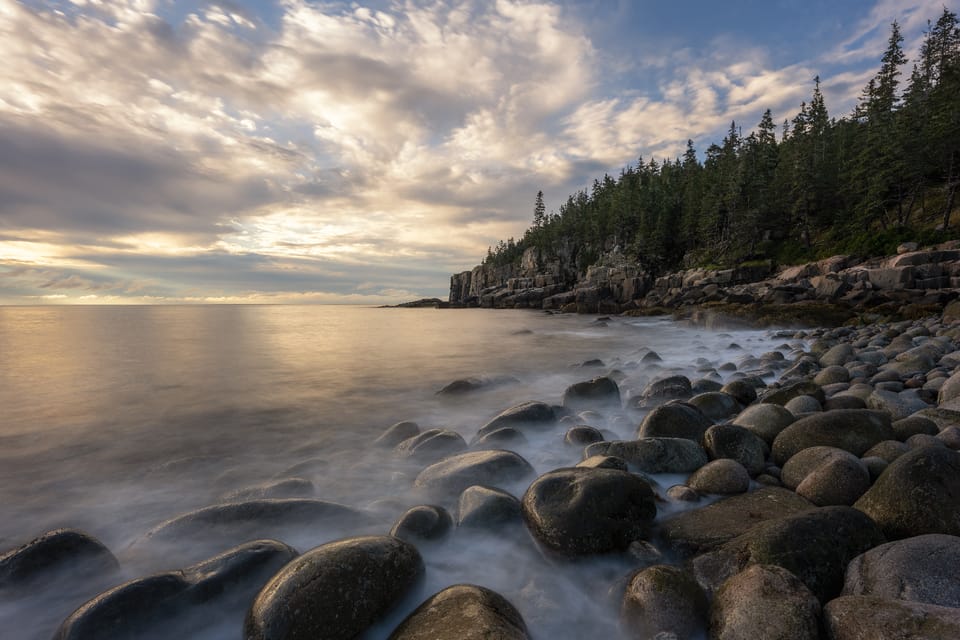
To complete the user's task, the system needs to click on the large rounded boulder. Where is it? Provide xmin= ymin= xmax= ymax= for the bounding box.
xmin=732 ymin=403 xmax=796 ymax=446
xmin=474 ymin=401 xmax=556 ymax=440
xmin=0 ymin=529 xmax=118 ymax=591
xmin=585 ymin=438 xmax=707 ymax=474
xmin=781 ymin=446 xmax=870 ymax=506
xmin=388 ymin=584 xmax=529 ymax=640
xmin=562 ymin=376 xmax=621 ymax=411
xmin=771 ymin=409 xmax=894 ymax=466
xmin=702 ymin=424 xmax=768 ymax=476
xmin=620 ymin=565 xmax=708 ymax=640
xmin=393 ymin=429 xmax=467 ymax=463
xmin=636 ymin=402 xmax=713 ymax=442
xmin=245 ymin=536 xmax=424 ymax=640
xmin=521 ymin=467 xmax=656 ymax=557
xmin=853 ymin=445 xmax=960 ymax=539
xmin=709 ymin=565 xmax=821 ymax=640
xmin=414 ymin=450 xmax=535 ymax=497
xmin=824 ymin=596 xmax=960 ymax=639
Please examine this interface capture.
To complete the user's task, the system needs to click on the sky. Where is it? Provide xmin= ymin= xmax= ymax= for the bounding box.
xmin=0 ymin=0 xmax=953 ymax=304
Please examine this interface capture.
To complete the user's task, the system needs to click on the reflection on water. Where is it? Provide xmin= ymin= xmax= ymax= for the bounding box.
xmin=0 ymin=305 xmax=793 ymax=639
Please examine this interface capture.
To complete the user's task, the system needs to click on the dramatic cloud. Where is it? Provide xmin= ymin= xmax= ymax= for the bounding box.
xmin=0 ymin=0 xmax=943 ymax=303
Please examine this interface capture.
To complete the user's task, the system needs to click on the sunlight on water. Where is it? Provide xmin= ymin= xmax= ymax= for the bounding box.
xmin=0 ymin=305 xmax=795 ymax=639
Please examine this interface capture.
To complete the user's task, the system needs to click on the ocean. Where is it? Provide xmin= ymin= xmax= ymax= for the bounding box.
xmin=0 ymin=305 xmax=796 ymax=639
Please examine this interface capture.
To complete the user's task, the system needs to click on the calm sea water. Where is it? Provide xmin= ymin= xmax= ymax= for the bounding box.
xmin=0 ymin=305 xmax=795 ymax=639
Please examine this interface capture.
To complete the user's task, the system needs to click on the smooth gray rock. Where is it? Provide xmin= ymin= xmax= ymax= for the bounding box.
xmin=0 ymin=529 xmax=118 ymax=591
xmin=394 ymin=429 xmax=468 ymax=463
xmin=824 ymin=595 xmax=960 ymax=640
xmin=390 ymin=505 xmax=453 ymax=542
xmin=843 ymin=534 xmax=960 ymax=607
xmin=620 ymin=565 xmax=708 ymax=640
xmin=414 ymin=450 xmax=535 ymax=497
xmin=585 ymin=438 xmax=708 ymax=474
xmin=687 ymin=459 xmax=750 ymax=495
xmin=637 ymin=375 xmax=692 ymax=404
xmin=762 ymin=381 xmax=826 ymax=406
xmin=771 ymin=409 xmax=894 ymax=466
xmin=688 ymin=392 xmax=741 ymax=421
xmin=820 ymin=344 xmax=855 ymax=367
xmin=562 ymin=376 xmax=621 ymax=411
xmin=781 ymin=446 xmax=870 ymax=506
xmin=710 ymin=565 xmax=821 ymax=640
xmin=785 ymin=394 xmax=823 ymax=416
xmin=720 ymin=379 xmax=757 ymax=406
xmin=388 ymin=584 xmax=529 ymax=640
xmin=475 ymin=402 xmax=556 ymax=440
xmin=938 ymin=369 xmax=960 ymax=403
xmin=456 ymin=485 xmax=522 ymax=529
xmin=521 ymin=467 xmax=656 ymax=557
xmin=732 ymin=404 xmax=796 ymax=446
xmin=866 ymin=388 xmax=930 ymax=421
xmin=703 ymin=424 xmax=768 ymax=475
xmin=221 ymin=478 xmax=314 ymax=502
xmin=471 ymin=427 xmax=528 ymax=450
xmin=891 ymin=415 xmax=940 ymax=440
xmin=636 ymin=402 xmax=713 ymax=442
xmin=576 ymin=454 xmax=628 ymax=471
xmin=814 ymin=365 xmax=850 ymax=385
xmin=245 ymin=536 xmax=424 ymax=640
xmin=862 ymin=439 xmax=909 ymax=462
xmin=374 ymin=421 xmax=420 ymax=448
xmin=563 ymin=425 xmax=605 ymax=447
xmin=854 ymin=445 xmax=960 ymax=539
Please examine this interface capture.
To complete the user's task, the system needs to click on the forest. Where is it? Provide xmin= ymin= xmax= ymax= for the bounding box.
xmin=483 ymin=9 xmax=960 ymax=277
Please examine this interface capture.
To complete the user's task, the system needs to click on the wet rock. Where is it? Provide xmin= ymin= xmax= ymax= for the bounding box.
xmin=221 ymin=478 xmax=315 ymax=502
xmin=414 ymin=450 xmax=535 ymax=497
xmin=635 ymin=375 xmax=692 ymax=405
xmin=938 ymin=369 xmax=960 ymax=403
xmin=388 ymin=584 xmax=530 ymax=640
xmin=762 ymin=381 xmax=826 ymax=406
xmin=822 ymin=394 xmax=867 ymax=411
xmin=562 ymin=376 xmax=621 ymax=411
xmin=692 ymin=378 xmax=724 ymax=394
xmin=563 ymin=425 xmax=605 ymax=447
xmin=720 ymin=379 xmax=757 ymax=406
xmin=457 ymin=485 xmax=522 ymax=529
xmin=659 ymin=486 xmax=814 ymax=557
xmin=394 ymin=429 xmax=468 ymax=463
xmin=732 ymin=403 xmax=797 ymax=446
xmin=862 ymin=456 xmax=889 ymax=480
xmin=843 ymin=534 xmax=960 ymax=607
xmin=771 ymin=409 xmax=894 ymax=466
xmin=436 ymin=375 xmax=519 ymax=396
xmin=865 ymin=388 xmax=930 ymax=421
xmin=862 ymin=439 xmax=909 ymax=462
xmin=0 ymin=528 xmax=118 ymax=592
xmin=891 ymin=415 xmax=940 ymax=440
xmin=374 ymin=421 xmax=421 ymax=448
xmin=709 ymin=565 xmax=821 ymax=640
xmin=471 ymin=427 xmax=528 ymax=450
xmin=703 ymin=424 xmax=768 ymax=475
xmin=814 ymin=365 xmax=851 ymax=386
xmin=56 ymin=540 xmax=296 ymax=640
xmin=475 ymin=402 xmax=556 ymax=440
xmin=688 ymin=391 xmax=741 ymax=421
xmin=824 ymin=596 xmax=960 ymax=639
xmin=939 ymin=425 xmax=960 ymax=449
xmin=245 ymin=536 xmax=424 ymax=640
xmin=784 ymin=394 xmax=822 ymax=415
xmin=576 ymin=454 xmax=628 ymax=471
xmin=666 ymin=485 xmax=700 ymax=502
xmin=585 ymin=438 xmax=708 ymax=474
xmin=636 ymin=402 xmax=713 ymax=442
xmin=390 ymin=505 xmax=453 ymax=542
xmin=620 ymin=565 xmax=708 ymax=640
xmin=687 ymin=459 xmax=750 ymax=495
xmin=820 ymin=344 xmax=855 ymax=367
xmin=854 ymin=445 xmax=960 ymax=539
xmin=521 ymin=467 xmax=656 ymax=557
xmin=690 ymin=506 xmax=885 ymax=602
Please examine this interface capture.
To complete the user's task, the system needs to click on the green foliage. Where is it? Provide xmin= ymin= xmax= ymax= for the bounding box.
xmin=479 ymin=10 xmax=960 ymax=276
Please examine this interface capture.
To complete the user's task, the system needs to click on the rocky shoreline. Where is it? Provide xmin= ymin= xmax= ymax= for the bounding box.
xmin=449 ymin=242 xmax=960 ymax=328
xmin=4 ymin=311 xmax=960 ymax=639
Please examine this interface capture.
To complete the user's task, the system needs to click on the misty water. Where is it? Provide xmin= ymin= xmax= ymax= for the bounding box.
xmin=0 ymin=305 xmax=799 ymax=639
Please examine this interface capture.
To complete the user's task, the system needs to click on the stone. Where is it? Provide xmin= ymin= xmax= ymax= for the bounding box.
xmin=521 ymin=467 xmax=656 ymax=556
xmin=709 ymin=565 xmax=821 ymax=640
xmin=475 ymin=401 xmax=556 ymax=440
xmin=374 ymin=421 xmax=420 ymax=448
xmin=436 ymin=375 xmax=519 ymax=396
xmin=620 ymin=565 xmax=708 ymax=640
xmin=414 ymin=450 xmax=535 ymax=497
xmin=854 ymin=445 xmax=960 ymax=539
xmin=659 ymin=487 xmax=814 ymax=557
xmin=562 ymin=377 xmax=621 ymax=411
xmin=814 ymin=365 xmax=851 ymax=385
xmin=866 ymin=388 xmax=930 ymax=421
xmin=891 ymin=415 xmax=940 ymax=440
xmin=687 ymin=392 xmax=741 ymax=421
xmin=732 ymin=404 xmax=796 ymax=445
xmin=584 ymin=438 xmax=708 ymax=474
xmin=687 ymin=459 xmax=750 ymax=495
xmin=762 ymin=381 xmax=826 ymax=406
xmin=690 ymin=506 xmax=885 ymax=602
xmin=0 ymin=529 xmax=118 ymax=591
xmin=720 ymin=380 xmax=757 ymax=406
xmin=703 ymin=424 xmax=768 ymax=475
xmin=221 ymin=478 xmax=314 ymax=502
xmin=824 ymin=596 xmax=960 ymax=639
xmin=862 ymin=439 xmax=909 ymax=462
xmin=388 ymin=584 xmax=529 ymax=640
xmin=636 ymin=375 xmax=692 ymax=405
xmin=820 ymin=344 xmax=855 ymax=367
xmin=471 ymin=427 xmax=528 ymax=450
xmin=771 ymin=409 xmax=894 ymax=466
xmin=781 ymin=446 xmax=870 ymax=507
xmin=457 ymin=485 xmax=522 ymax=529
xmin=394 ymin=429 xmax=468 ymax=463
xmin=843 ymin=534 xmax=960 ymax=607
xmin=784 ymin=394 xmax=822 ymax=415
xmin=636 ymin=402 xmax=713 ymax=442
xmin=390 ymin=505 xmax=453 ymax=542
xmin=576 ymin=455 xmax=628 ymax=471
xmin=245 ymin=536 xmax=424 ymax=640
xmin=56 ymin=540 xmax=296 ymax=640
xmin=938 ymin=369 xmax=960 ymax=403
xmin=563 ymin=425 xmax=605 ymax=446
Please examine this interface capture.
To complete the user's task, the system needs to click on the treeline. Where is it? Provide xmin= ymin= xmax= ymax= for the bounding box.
xmin=484 ymin=10 xmax=960 ymax=275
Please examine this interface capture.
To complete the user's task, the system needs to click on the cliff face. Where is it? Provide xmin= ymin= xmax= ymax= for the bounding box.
xmin=448 ymin=243 xmax=960 ymax=318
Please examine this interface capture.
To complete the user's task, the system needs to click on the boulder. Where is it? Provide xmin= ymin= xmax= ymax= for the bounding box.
xmin=221 ymin=478 xmax=314 ymax=502
xmin=762 ymin=381 xmax=826 ymax=407
xmin=521 ymin=467 xmax=656 ymax=556
xmin=771 ymin=409 xmax=894 ymax=466
xmin=732 ymin=404 xmax=796 ymax=445
xmin=865 ymin=388 xmax=930 ymax=421
xmin=620 ymin=565 xmax=708 ymax=640
xmin=389 ymin=505 xmax=453 ymax=542
xmin=891 ymin=415 xmax=940 ymax=440
xmin=687 ymin=392 xmax=741 ymax=421
xmin=781 ymin=446 xmax=870 ymax=506
xmin=690 ymin=506 xmax=885 ymax=602
xmin=562 ymin=377 xmax=621 ymax=411
xmin=784 ymin=395 xmax=822 ymax=415
xmin=635 ymin=375 xmax=692 ymax=406
xmin=853 ymin=445 xmax=960 ymax=539
xmin=388 ymin=584 xmax=529 ymax=640
xmin=374 ymin=421 xmax=420 ymax=448
xmin=843 ymin=534 xmax=960 ymax=607
xmin=576 ymin=455 xmax=628 ymax=471
xmin=456 ymin=485 xmax=522 ymax=529
xmin=394 ymin=429 xmax=468 ymax=463
xmin=703 ymin=424 xmax=768 ymax=475
xmin=862 ymin=439 xmax=909 ymax=462
xmin=636 ymin=402 xmax=713 ymax=442
xmin=687 ymin=459 xmax=751 ymax=495
xmin=824 ymin=595 xmax=960 ymax=639
xmin=720 ymin=380 xmax=757 ymax=406
xmin=245 ymin=536 xmax=424 ymax=640
xmin=414 ymin=450 xmax=535 ymax=497
xmin=471 ymin=427 xmax=528 ymax=450
xmin=56 ymin=540 xmax=296 ymax=640
xmin=820 ymin=344 xmax=855 ymax=367
xmin=475 ymin=402 xmax=556 ymax=440
xmin=563 ymin=425 xmax=605 ymax=447
xmin=814 ymin=365 xmax=851 ymax=385
xmin=659 ymin=486 xmax=814 ymax=557
xmin=0 ymin=529 xmax=118 ymax=591
xmin=584 ymin=438 xmax=708 ymax=474
xmin=709 ymin=565 xmax=821 ymax=640
xmin=938 ymin=369 xmax=960 ymax=403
